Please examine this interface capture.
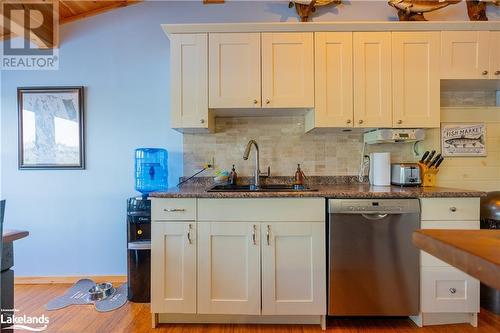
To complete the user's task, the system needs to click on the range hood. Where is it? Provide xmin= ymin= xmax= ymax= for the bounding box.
xmin=363 ymin=129 xmax=425 ymax=144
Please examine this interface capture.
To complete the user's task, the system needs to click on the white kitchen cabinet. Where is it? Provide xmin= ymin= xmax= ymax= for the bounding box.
xmin=392 ymin=32 xmax=440 ymax=128
xmin=313 ymin=32 xmax=353 ymax=128
xmin=197 ymin=222 xmax=261 ymax=315
xmin=170 ymin=33 xmax=213 ymax=131
xmin=261 ymin=222 xmax=326 ymax=315
xmin=209 ymin=33 xmax=262 ymax=108
xmin=441 ymin=31 xmax=490 ymax=79
xmin=353 ymin=32 xmax=392 ymax=128
xmin=490 ymin=31 xmax=500 ymax=78
xmin=151 ymin=222 xmax=197 ymax=314
xmin=262 ymin=32 xmax=314 ymax=108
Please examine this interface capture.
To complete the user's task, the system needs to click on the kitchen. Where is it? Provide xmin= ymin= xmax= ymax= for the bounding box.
xmin=1 ymin=1 xmax=500 ymax=332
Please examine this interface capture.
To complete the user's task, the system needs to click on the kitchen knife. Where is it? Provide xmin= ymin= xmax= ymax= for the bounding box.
xmin=419 ymin=151 xmax=430 ymax=164
xmin=434 ymin=156 xmax=445 ymax=169
xmin=425 ymin=150 xmax=436 ymax=165
xmin=429 ymin=153 xmax=442 ymax=168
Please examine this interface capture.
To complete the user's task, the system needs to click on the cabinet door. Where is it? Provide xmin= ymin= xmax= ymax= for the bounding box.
xmin=198 ymin=222 xmax=261 ymax=315
xmin=441 ymin=31 xmax=490 ymax=79
xmin=262 ymin=32 xmax=314 ymax=108
xmin=151 ymin=222 xmax=196 ymax=313
xmin=490 ymin=31 xmax=500 ymax=79
xmin=392 ymin=32 xmax=440 ymax=128
xmin=353 ymin=32 xmax=392 ymax=128
xmin=170 ymin=34 xmax=211 ymax=130
xmin=209 ymin=33 xmax=261 ymax=108
xmin=314 ymin=32 xmax=353 ymax=128
xmin=261 ymin=222 xmax=326 ymax=315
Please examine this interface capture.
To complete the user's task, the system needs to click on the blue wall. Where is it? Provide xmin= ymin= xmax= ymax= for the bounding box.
xmin=1 ymin=1 xmax=499 ymax=276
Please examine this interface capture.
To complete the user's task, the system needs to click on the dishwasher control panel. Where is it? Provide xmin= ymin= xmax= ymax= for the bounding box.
xmin=329 ymin=199 xmax=420 ymax=214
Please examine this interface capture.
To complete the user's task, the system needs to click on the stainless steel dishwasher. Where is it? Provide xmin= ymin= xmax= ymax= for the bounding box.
xmin=328 ymin=199 xmax=420 ymax=316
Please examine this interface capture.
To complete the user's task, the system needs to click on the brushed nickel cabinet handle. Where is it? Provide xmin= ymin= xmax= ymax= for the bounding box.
xmin=266 ymin=225 xmax=271 ymax=246
xmin=252 ymin=224 xmax=257 ymax=245
xmin=449 ymin=287 xmax=457 ymax=294
xmin=495 ymin=70 xmax=500 ymax=75
xmin=450 ymin=207 xmax=457 ymax=212
xmin=164 ymin=208 xmax=186 ymax=212
xmin=200 ymin=119 xmax=205 ymax=124
xmin=482 ymin=70 xmax=488 ymax=75
xmin=187 ymin=224 xmax=192 ymax=244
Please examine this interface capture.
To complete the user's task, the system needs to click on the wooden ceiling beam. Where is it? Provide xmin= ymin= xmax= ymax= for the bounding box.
xmin=60 ymin=1 xmax=141 ymax=25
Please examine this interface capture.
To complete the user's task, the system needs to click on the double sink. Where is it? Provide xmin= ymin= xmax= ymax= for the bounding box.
xmin=208 ymin=184 xmax=318 ymax=192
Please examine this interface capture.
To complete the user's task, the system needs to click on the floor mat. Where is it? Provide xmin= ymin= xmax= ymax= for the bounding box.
xmin=46 ymin=279 xmax=128 ymax=312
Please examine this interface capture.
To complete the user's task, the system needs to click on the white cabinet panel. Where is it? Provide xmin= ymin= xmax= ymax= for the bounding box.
xmin=420 ymin=198 xmax=480 ymax=221
xmin=262 ymin=32 xmax=314 ymax=108
xmin=209 ymin=33 xmax=261 ymax=108
xmin=314 ymin=32 xmax=353 ymax=128
xmin=392 ymin=32 xmax=440 ymax=128
xmin=441 ymin=31 xmax=490 ymax=79
xmin=261 ymin=222 xmax=326 ymax=315
xmin=151 ymin=222 xmax=197 ymax=313
xmin=151 ymin=198 xmax=197 ymax=221
xmin=490 ymin=31 xmax=500 ymax=78
xmin=197 ymin=222 xmax=261 ymax=315
xmin=170 ymin=33 xmax=211 ymax=130
xmin=353 ymin=32 xmax=392 ymax=128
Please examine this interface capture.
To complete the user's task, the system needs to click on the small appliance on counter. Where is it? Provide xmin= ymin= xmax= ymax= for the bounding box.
xmin=127 ymin=196 xmax=151 ymax=303
xmin=369 ymin=152 xmax=391 ymax=186
xmin=391 ymin=163 xmax=421 ymax=186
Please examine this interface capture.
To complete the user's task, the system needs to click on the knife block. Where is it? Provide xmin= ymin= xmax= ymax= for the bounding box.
xmin=418 ymin=162 xmax=438 ymax=187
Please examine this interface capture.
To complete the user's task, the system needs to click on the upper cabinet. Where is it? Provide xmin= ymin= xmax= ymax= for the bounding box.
xmin=353 ymin=32 xmax=393 ymax=128
xmin=490 ymin=31 xmax=500 ymax=78
xmin=392 ymin=32 xmax=441 ymax=128
xmin=209 ymin=33 xmax=262 ymax=108
xmin=261 ymin=33 xmax=315 ymax=108
xmin=314 ymin=32 xmax=353 ymax=128
xmin=441 ymin=31 xmax=491 ymax=79
xmin=170 ymin=33 xmax=213 ymax=131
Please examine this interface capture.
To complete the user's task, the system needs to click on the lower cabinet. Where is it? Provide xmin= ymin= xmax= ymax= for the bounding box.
xmin=197 ymin=222 xmax=261 ymax=315
xmin=151 ymin=221 xmax=197 ymax=314
xmin=262 ymin=222 xmax=326 ymax=315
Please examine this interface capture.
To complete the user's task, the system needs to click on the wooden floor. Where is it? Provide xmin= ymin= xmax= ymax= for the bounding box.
xmin=10 ymin=284 xmax=500 ymax=332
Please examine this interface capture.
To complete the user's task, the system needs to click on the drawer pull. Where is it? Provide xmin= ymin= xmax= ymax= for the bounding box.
xmin=266 ymin=225 xmax=271 ymax=246
xmin=449 ymin=207 xmax=457 ymax=212
xmin=449 ymin=287 xmax=457 ymax=294
xmin=252 ymin=225 xmax=257 ymax=245
xmin=164 ymin=208 xmax=186 ymax=212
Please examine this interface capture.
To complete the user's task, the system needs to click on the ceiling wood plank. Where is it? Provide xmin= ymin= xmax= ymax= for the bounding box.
xmin=60 ymin=1 xmax=141 ymax=25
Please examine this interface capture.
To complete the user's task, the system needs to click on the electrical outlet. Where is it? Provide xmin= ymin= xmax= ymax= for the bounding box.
xmin=203 ymin=157 xmax=215 ymax=169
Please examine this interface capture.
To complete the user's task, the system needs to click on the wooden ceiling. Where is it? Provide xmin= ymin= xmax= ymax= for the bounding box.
xmin=0 ymin=1 xmax=141 ymax=46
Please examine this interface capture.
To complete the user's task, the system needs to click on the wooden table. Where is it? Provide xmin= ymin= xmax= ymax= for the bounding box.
xmin=413 ymin=229 xmax=500 ymax=290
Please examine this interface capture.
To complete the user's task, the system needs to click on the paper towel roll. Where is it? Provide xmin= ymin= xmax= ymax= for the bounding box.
xmin=369 ymin=152 xmax=391 ymax=186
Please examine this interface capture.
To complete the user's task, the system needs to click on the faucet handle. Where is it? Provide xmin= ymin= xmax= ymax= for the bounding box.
xmin=260 ymin=166 xmax=271 ymax=177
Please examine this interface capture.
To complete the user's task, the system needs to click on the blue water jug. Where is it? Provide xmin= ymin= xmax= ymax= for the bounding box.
xmin=135 ymin=148 xmax=168 ymax=194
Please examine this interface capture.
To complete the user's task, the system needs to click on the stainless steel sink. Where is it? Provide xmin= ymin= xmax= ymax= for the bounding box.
xmin=207 ymin=184 xmax=318 ymax=192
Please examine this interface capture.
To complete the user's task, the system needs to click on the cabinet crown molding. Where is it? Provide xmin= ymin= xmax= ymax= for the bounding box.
xmin=162 ymin=21 xmax=500 ymax=37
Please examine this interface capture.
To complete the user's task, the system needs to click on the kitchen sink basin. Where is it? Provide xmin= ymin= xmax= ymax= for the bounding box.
xmin=207 ymin=184 xmax=318 ymax=192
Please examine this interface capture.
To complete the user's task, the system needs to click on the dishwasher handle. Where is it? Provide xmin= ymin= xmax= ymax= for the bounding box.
xmin=361 ymin=213 xmax=389 ymax=220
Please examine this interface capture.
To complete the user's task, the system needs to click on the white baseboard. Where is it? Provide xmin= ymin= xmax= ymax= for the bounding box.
xmin=14 ymin=275 xmax=127 ymax=285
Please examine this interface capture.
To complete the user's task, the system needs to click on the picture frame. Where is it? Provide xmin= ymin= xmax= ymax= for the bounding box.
xmin=17 ymin=86 xmax=85 ymax=169
xmin=441 ymin=123 xmax=486 ymax=157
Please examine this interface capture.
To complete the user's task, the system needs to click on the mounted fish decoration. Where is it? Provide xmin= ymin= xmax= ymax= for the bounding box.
xmin=388 ymin=0 xmax=461 ymax=21
xmin=289 ymin=0 xmax=341 ymax=22
xmin=466 ymin=0 xmax=500 ymax=21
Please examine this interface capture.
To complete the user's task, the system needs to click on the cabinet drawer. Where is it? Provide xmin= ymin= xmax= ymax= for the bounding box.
xmin=421 ymin=267 xmax=479 ymax=313
xmin=420 ymin=198 xmax=479 ymax=221
xmin=151 ymin=198 xmax=196 ymax=221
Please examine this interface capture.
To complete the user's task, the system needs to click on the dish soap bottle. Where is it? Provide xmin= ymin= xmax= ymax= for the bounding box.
xmin=229 ymin=165 xmax=238 ymax=185
xmin=294 ymin=164 xmax=305 ymax=186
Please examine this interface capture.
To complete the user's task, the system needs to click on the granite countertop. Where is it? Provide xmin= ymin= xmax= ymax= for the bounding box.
xmin=150 ymin=183 xmax=486 ymax=199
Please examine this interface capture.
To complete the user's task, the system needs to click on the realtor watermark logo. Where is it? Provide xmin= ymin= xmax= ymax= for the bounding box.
xmin=1 ymin=0 xmax=59 ymax=70
xmin=1 ymin=308 xmax=49 ymax=331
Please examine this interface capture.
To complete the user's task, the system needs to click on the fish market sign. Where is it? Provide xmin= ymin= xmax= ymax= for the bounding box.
xmin=441 ymin=123 xmax=486 ymax=157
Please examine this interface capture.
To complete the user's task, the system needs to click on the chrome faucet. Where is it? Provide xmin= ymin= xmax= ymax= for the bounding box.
xmin=243 ymin=140 xmax=260 ymax=190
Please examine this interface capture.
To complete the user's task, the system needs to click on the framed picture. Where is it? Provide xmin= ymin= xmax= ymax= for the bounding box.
xmin=17 ymin=87 xmax=85 ymax=169
xmin=441 ymin=123 xmax=486 ymax=157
